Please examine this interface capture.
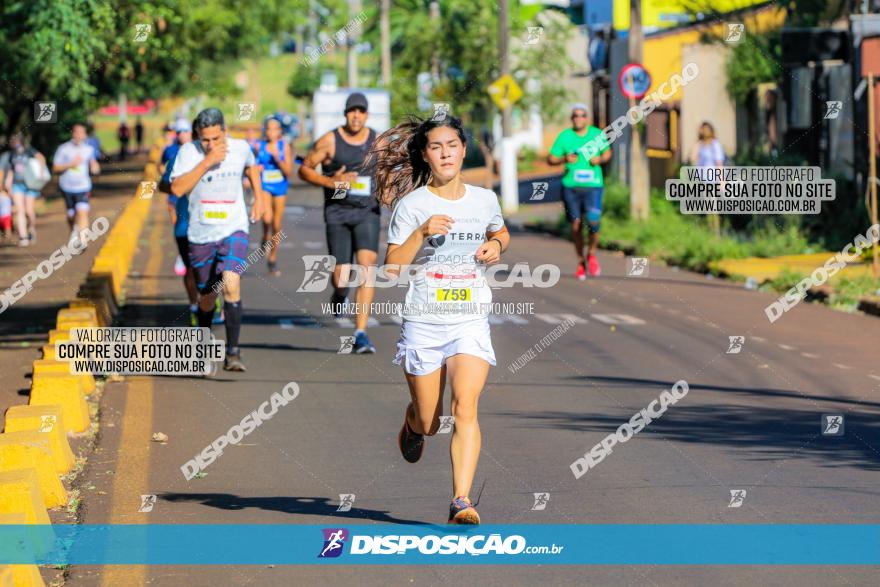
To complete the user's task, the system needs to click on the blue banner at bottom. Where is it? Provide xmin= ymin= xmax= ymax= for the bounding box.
xmin=1 ymin=524 xmax=878 ymax=565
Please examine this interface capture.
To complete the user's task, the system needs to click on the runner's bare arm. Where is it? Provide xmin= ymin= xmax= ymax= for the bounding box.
xmin=589 ymin=148 xmax=611 ymax=166
xmin=476 ymin=226 xmax=510 ymax=264
xmin=385 ymin=215 xmax=454 ymax=271
xmin=171 ymin=158 xmax=213 ymax=196
xmin=297 ymin=132 xmax=335 ymax=188
xmin=246 ymin=164 xmax=266 ymax=222
xmin=277 ymin=142 xmax=294 ymax=177
xmin=547 ymin=152 xmax=566 ymax=165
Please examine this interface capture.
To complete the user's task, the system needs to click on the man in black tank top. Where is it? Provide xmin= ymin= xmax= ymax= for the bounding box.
xmin=299 ymin=92 xmax=380 ymax=354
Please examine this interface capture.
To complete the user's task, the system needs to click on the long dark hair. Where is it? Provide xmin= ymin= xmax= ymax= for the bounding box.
xmin=366 ymin=115 xmax=467 ymax=209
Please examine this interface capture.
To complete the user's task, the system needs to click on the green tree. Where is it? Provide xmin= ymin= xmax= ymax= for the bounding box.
xmin=0 ymin=0 xmax=304 ymax=149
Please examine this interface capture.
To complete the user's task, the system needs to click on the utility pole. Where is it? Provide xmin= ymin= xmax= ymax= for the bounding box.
xmin=869 ymin=73 xmax=879 ymax=276
xmin=381 ymin=0 xmax=391 ymax=87
xmin=347 ymin=0 xmax=362 ymax=88
xmin=628 ymin=0 xmax=650 ymax=221
xmin=499 ymin=0 xmax=518 ymax=213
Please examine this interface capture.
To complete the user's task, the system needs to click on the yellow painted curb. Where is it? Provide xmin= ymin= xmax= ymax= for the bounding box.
xmin=0 ymin=435 xmax=66 ymax=508
xmin=0 ymin=470 xmax=50 ymax=525
xmin=47 ymin=330 xmax=69 ymax=345
xmin=69 ymin=298 xmax=110 ymax=326
xmin=31 ymin=374 xmax=88 ymax=398
xmin=55 ymin=319 xmax=96 ymax=332
xmin=28 ymin=383 xmax=89 ymax=434
xmin=0 ymin=564 xmax=12 ymax=587
xmin=0 ymin=512 xmax=56 ymax=565
xmin=32 ymin=362 xmax=96 ymax=394
xmin=4 ymin=406 xmax=75 ymax=474
xmin=11 ymin=565 xmax=45 ymax=587
xmin=56 ymin=308 xmax=98 ymax=328
xmin=40 ymin=346 xmax=55 ymax=361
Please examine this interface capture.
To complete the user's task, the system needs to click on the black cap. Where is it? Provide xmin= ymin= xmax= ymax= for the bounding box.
xmin=345 ymin=92 xmax=369 ymax=113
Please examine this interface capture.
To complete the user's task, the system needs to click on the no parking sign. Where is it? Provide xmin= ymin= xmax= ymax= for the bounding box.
xmin=618 ymin=63 xmax=651 ymax=99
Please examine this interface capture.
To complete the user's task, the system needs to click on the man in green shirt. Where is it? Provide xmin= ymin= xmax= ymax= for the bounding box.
xmin=547 ymin=104 xmax=611 ymax=278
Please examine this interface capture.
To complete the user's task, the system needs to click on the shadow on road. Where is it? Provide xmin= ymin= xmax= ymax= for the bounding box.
xmin=158 ymin=492 xmax=427 ymax=525
xmin=495 ymin=375 xmax=880 ymax=471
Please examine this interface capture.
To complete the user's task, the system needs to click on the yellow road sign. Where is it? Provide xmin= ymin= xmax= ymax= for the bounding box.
xmin=488 ymin=74 xmax=523 ymax=110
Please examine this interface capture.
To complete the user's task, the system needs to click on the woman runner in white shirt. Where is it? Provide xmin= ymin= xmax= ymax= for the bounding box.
xmin=368 ymin=116 xmax=510 ymax=524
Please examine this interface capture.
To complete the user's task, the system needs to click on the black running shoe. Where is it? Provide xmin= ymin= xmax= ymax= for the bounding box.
xmin=397 ymin=407 xmax=424 ymax=463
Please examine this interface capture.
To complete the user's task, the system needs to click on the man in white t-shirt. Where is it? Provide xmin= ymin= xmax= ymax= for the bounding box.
xmin=171 ymin=108 xmax=266 ymax=372
xmin=52 ymin=123 xmax=100 ymax=244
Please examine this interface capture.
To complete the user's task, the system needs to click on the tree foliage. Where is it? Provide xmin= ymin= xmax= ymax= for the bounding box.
xmin=0 ymin=0 xmax=304 ymax=142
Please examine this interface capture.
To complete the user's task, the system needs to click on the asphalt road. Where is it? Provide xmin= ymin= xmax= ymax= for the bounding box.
xmin=67 ymin=179 xmax=880 ymax=586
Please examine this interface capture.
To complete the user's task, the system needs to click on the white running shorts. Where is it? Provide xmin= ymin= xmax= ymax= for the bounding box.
xmin=393 ymin=318 xmax=496 ymax=376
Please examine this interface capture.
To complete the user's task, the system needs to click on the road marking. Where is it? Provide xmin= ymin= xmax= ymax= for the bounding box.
xmin=558 ymin=313 xmax=589 ymax=324
xmin=686 ymin=315 xmax=700 ymax=322
xmin=333 ymin=317 xmax=380 ymax=328
xmin=752 ymin=336 xmax=766 ymax=342
xmin=591 ymin=313 xmax=646 ymax=325
xmin=279 ymin=319 xmax=294 ymax=330
xmin=801 ymin=352 xmax=818 ymax=359
xmin=778 ymin=344 xmax=795 ymax=351
xmin=101 ymin=200 xmax=165 ymax=586
xmin=488 ymin=314 xmax=530 ymax=325
xmin=869 ymin=374 xmax=880 ymax=382
xmin=833 ymin=363 xmax=852 ymax=370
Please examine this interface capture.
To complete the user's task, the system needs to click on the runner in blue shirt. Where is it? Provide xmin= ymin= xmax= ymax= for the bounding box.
xmin=255 ymin=116 xmax=293 ymax=276
xmin=158 ymin=119 xmax=202 ymax=325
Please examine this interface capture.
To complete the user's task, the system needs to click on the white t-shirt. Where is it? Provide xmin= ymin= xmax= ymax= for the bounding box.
xmin=170 ymin=138 xmax=255 ymax=244
xmin=53 ymin=141 xmax=96 ymax=193
xmin=387 ymin=184 xmax=505 ymax=324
